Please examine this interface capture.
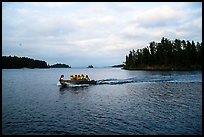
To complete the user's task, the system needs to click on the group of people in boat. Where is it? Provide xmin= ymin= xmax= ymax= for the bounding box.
xmin=59 ymin=74 xmax=90 ymax=82
xmin=70 ymin=74 xmax=90 ymax=81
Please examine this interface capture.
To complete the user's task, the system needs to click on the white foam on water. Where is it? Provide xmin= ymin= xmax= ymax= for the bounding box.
xmin=57 ymin=81 xmax=61 ymax=86
xmin=68 ymin=84 xmax=89 ymax=87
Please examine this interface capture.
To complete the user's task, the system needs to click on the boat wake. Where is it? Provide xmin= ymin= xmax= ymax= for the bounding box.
xmin=96 ymin=74 xmax=202 ymax=85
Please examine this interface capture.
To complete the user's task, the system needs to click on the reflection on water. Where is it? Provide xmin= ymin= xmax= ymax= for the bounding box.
xmin=59 ymin=86 xmax=90 ymax=95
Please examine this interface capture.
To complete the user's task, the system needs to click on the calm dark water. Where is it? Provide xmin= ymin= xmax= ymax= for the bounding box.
xmin=2 ymin=68 xmax=202 ymax=135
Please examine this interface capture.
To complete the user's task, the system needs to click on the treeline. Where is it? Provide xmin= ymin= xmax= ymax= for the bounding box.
xmin=2 ymin=56 xmax=49 ymax=69
xmin=124 ymin=37 xmax=202 ymax=70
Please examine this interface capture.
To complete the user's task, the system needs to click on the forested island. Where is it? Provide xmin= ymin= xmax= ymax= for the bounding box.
xmin=87 ymin=65 xmax=94 ymax=68
xmin=2 ymin=56 xmax=49 ymax=69
xmin=49 ymin=63 xmax=71 ymax=68
xmin=124 ymin=37 xmax=202 ymax=70
xmin=2 ymin=56 xmax=70 ymax=69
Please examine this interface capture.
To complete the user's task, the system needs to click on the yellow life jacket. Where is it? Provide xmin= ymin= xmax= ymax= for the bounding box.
xmin=81 ymin=75 xmax=84 ymax=80
xmin=86 ymin=77 xmax=90 ymax=81
xmin=70 ymin=76 xmax=74 ymax=80
xmin=77 ymin=76 xmax=81 ymax=80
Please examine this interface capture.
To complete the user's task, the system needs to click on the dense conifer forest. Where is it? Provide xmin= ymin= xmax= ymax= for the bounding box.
xmin=2 ymin=56 xmax=49 ymax=69
xmin=124 ymin=37 xmax=202 ymax=70
xmin=2 ymin=56 xmax=71 ymax=69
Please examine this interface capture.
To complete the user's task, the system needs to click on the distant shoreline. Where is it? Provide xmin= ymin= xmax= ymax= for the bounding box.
xmin=2 ymin=65 xmax=202 ymax=71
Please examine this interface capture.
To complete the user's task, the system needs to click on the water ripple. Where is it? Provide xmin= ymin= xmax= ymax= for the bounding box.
xmin=2 ymin=69 xmax=202 ymax=135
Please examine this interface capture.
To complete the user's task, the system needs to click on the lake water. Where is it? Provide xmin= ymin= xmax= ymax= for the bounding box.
xmin=2 ymin=68 xmax=202 ymax=135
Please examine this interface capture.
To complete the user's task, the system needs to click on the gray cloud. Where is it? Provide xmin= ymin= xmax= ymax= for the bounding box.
xmin=2 ymin=2 xmax=202 ymax=67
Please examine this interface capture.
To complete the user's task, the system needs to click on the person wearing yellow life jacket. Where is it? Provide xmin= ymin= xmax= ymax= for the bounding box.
xmin=77 ymin=75 xmax=81 ymax=80
xmin=85 ymin=75 xmax=90 ymax=81
xmin=81 ymin=74 xmax=85 ymax=80
xmin=70 ymin=75 xmax=74 ymax=80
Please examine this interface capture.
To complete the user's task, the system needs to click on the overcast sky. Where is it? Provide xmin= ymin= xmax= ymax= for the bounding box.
xmin=2 ymin=2 xmax=202 ymax=67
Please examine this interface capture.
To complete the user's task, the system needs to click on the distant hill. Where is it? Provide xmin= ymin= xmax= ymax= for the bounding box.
xmin=50 ymin=63 xmax=71 ymax=68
